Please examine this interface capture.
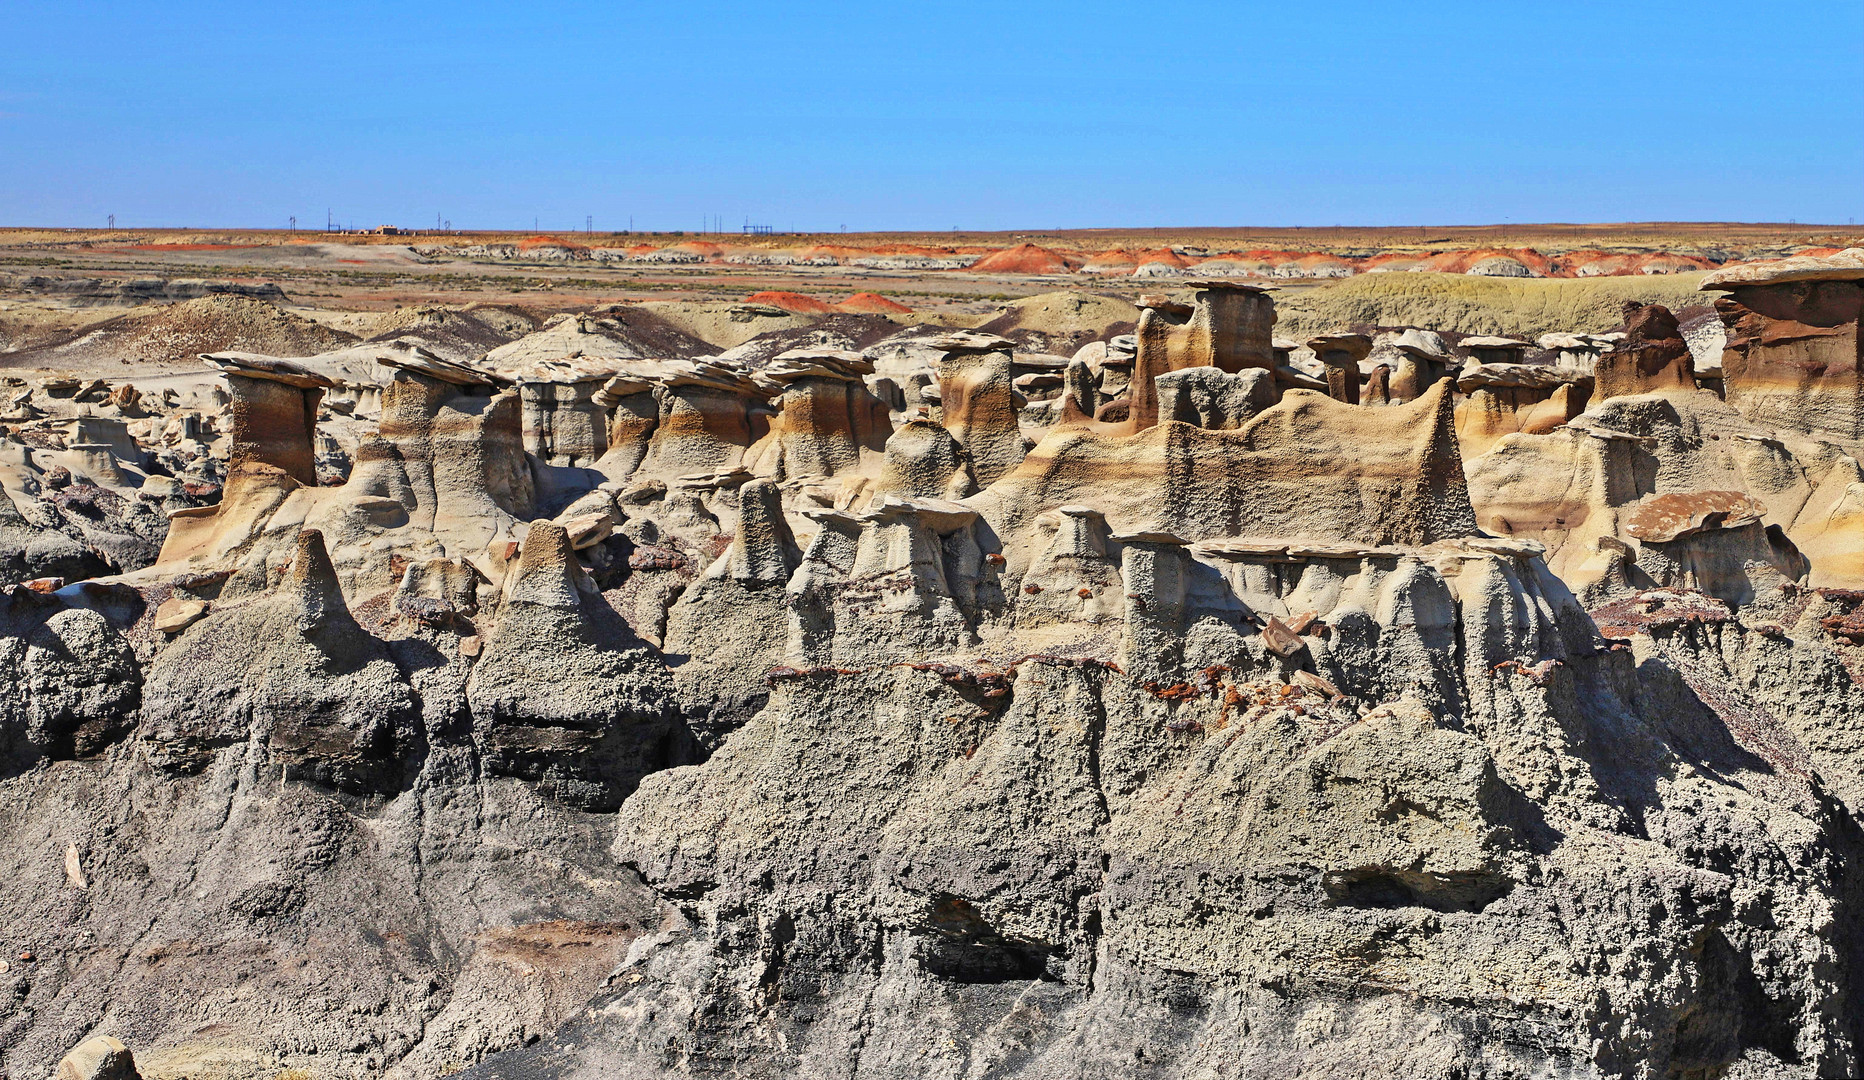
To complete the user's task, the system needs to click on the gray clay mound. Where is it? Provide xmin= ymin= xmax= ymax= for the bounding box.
xmin=2 ymin=294 xmax=360 ymax=370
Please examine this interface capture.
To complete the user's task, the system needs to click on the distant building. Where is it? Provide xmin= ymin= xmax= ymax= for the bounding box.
xmin=371 ymin=225 xmax=403 ymax=236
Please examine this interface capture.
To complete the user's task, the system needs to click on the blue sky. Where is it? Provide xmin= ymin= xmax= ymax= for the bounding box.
xmin=3 ymin=1 xmax=1860 ymax=231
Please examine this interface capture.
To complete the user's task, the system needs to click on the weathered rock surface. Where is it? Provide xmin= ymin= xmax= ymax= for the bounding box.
xmin=141 ymin=529 xmax=421 ymax=792
xmin=1707 ymin=251 xmax=1863 ymax=440
xmin=1 ymin=276 xmax=1863 ymax=1080
xmin=54 ymin=1035 xmax=139 ymax=1080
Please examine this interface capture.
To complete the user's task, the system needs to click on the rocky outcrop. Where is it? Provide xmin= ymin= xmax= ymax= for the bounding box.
xmin=873 ymin=418 xmax=972 ymax=500
xmin=1462 ymin=381 xmax=1864 ymax=598
xmin=502 ymin=362 xmax=615 ymax=468
xmin=54 ymin=1036 xmax=139 ymax=1080
xmin=1453 ymin=362 xmax=1593 ymax=457
xmin=931 ymin=332 xmax=1026 ymax=487
xmin=744 ymin=349 xmax=890 ymax=480
xmin=1306 ymin=332 xmax=1371 ymax=403
xmin=464 ymin=525 xmax=1864 ymax=1080
xmin=660 ymin=479 xmax=801 ymax=742
xmin=1706 ymin=248 xmax=1863 ymax=440
xmin=634 ymin=360 xmax=773 ymax=479
xmin=1127 ymin=281 xmax=1277 ymax=430
xmin=976 ymin=379 xmax=1476 ymax=552
xmin=0 ymin=583 xmax=139 ymax=775
xmin=2 ymin=273 xmax=1864 ymax=1080
xmin=466 ymin=521 xmax=684 ymax=809
xmin=202 ymin=353 xmax=333 ymax=486
xmin=593 ymin=375 xmax=658 ymax=478
xmin=141 ymin=529 xmax=421 ymax=793
xmin=1539 ymin=330 xmax=1625 ymax=374
xmin=158 ymin=352 xmax=535 ymax=593
xmin=1594 ymin=303 xmax=1698 ymax=401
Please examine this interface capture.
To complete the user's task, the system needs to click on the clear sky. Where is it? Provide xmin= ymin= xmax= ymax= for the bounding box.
xmin=4 ymin=0 xmax=1860 ymax=232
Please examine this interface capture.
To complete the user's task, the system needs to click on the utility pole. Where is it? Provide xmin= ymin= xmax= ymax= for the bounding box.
xmin=107 ymin=214 xmax=114 ymax=229
xmin=586 ymin=214 xmax=592 ymax=236
xmin=289 ymin=216 xmax=296 ymax=232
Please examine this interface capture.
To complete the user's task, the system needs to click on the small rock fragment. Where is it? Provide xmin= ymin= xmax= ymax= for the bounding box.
xmin=561 ymin=512 xmax=616 ymax=550
xmin=152 ymin=597 xmax=208 ymax=634
xmin=65 ymin=843 xmax=87 ymax=889
xmin=1291 ymin=670 xmax=1341 ymax=698
xmin=1261 ymin=616 xmax=1304 ymax=657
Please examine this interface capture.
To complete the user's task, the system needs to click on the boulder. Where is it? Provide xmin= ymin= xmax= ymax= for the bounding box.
xmin=56 ymin=1036 xmax=139 ymax=1080
xmin=151 ymin=595 xmax=207 ymax=633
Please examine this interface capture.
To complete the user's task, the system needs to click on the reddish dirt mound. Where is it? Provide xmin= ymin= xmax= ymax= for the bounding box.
xmin=668 ymin=241 xmax=723 ymax=257
xmin=1132 ymin=248 xmax=1192 ymax=269
xmin=1080 ymin=250 xmax=1140 ymax=271
xmin=1360 ymin=252 xmax=1425 ymax=270
xmin=1413 ymin=248 xmax=1555 ymax=275
xmin=746 ymin=291 xmax=836 ymax=314
xmin=800 ymin=245 xmax=868 ymax=261
xmin=837 ymin=292 xmax=913 ymax=314
xmin=968 ymin=243 xmax=1078 ymax=275
xmin=1553 ymin=251 xmax=1718 ymax=277
xmin=1289 ymin=253 xmax=1356 ymax=274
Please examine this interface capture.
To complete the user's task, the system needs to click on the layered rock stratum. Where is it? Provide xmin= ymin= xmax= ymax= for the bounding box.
xmin=1 ymin=250 xmax=1863 ymax=1079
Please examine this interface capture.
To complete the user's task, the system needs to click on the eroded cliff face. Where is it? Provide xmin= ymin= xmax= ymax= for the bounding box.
xmin=3 ymin=253 xmax=1864 ymax=1080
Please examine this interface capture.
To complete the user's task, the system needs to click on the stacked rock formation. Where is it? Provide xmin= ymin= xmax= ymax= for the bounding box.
xmin=1709 ymin=247 xmax=1864 ymax=439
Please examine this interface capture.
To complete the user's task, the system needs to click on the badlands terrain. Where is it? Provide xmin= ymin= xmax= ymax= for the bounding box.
xmin=1 ymin=224 xmax=1863 ymax=1079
